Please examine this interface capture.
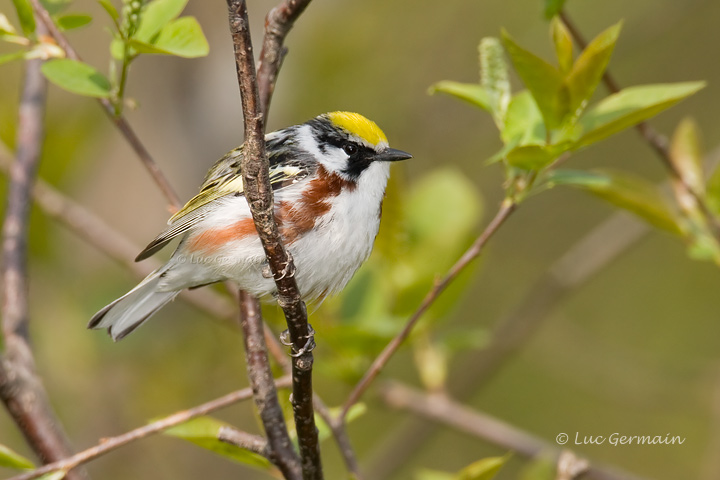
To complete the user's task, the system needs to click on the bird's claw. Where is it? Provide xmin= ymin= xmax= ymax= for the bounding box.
xmin=279 ymin=325 xmax=316 ymax=357
xmin=274 ymin=252 xmax=296 ymax=281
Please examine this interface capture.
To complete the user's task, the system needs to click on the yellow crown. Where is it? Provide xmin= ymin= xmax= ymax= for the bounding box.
xmin=327 ymin=111 xmax=388 ymax=147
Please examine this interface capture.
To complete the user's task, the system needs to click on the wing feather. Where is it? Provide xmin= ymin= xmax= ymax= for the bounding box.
xmin=135 ymin=144 xmax=313 ymax=262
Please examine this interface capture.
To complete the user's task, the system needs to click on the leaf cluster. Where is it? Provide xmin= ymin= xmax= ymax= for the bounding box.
xmin=1 ymin=0 xmax=209 ymax=113
xmin=430 ymin=17 xmax=720 ymax=264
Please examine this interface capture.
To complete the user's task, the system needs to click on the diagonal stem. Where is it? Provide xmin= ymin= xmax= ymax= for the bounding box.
xmin=6 ymin=378 xmax=291 ymax=480
xmin=340 ymin=199 xmax=517 ymax=421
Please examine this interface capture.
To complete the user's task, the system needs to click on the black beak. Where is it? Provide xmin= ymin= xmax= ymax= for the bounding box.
xmin=378 ymin=148 xmax=413 ymax=162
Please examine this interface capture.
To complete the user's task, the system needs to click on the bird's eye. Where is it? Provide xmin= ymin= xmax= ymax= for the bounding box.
xmin=342 ymin=143 xmax=358 ymax=156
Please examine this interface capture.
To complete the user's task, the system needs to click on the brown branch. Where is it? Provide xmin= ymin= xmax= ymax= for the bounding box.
xmin=29 ymin=0 xmax=182 ymax=211
xmin=380 ymin=381 xmax=649 ymax=480
xmin=340 ymin=199 xmax=517 ymax=420
xmin=0 ymin=21 xmax=86 ymax=479
xmin=226 ymin=1 xmax=322 ymax=478
xmin=6 ymin=378 xmax=291 ymax=480
xmin=256 ymin=0 xmax=313 ymax=116
xmin=218 ymin=426 xmax=270 ymax=458
xmin=238 ymin=290 xmax=301 ymax=479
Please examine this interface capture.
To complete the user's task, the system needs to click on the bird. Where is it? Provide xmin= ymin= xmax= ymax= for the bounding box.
xmin=89 ymin=112 xmax=412 ymax=341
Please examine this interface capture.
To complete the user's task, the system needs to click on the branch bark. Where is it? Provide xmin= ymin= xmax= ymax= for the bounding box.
xmin=0 ymin=23 xmax=86 ymax=479
xmin=218 ymin=426 xmax=270 ymax=458
xmin=7 ymin=378 xmax=291 ymax=480
xmin=340 ymin=199 xmax=517 ymax=420
xmin=226 ymin=1 xmax=322 ymax=478
xmin=237 ymin=290 xmax=301 ymax=479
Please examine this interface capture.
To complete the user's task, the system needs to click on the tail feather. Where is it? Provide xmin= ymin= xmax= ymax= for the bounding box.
xmin=89 ymin=268 xmax=179 ymax=341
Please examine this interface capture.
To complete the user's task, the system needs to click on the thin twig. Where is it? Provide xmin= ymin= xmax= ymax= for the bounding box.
xmin=238 ymin=290 xmax=301 ymax=479
xmin=380 ymin=381 xmax=649 ymax=480
xmin=218 ymin=426 xmax=270 ymax=458
xmin=340 ymin=199 xmax=517 ymax=420
xmin=6 ymin=378 xmax=291 ymax=480
xmin=256 ymin=0 xmax=313 ymax=116
xmin=29 ymin=0 xmax=182 ymax=211
xmin=226 ymin=1 xmax=322 ymax=478
xmin=0 ymin=21 xmax=86 ymax=479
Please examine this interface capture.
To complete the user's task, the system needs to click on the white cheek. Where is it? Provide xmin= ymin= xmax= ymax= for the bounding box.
xmin=296 ymin=124 xmax=348 ymax=171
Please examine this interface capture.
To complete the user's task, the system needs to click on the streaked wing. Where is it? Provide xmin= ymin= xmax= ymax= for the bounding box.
xmin=135 ymin=146 xmax=312 ymax=261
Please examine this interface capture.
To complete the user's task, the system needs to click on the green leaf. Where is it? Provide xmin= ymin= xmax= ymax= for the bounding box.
xmin=164 ymin=417 xmax=272 ymax=470
xmin=41 ymin=59 xmax=112 ymax=98
xmin=546 ymin=169 xmax=682 ymax=234
xmin=544 ymin=0 xmax=567 ymax=19
xmin=551 ymin=17 xmax=573 ymax=74
xmin=565 ymin=22 xmax=621 ymax=121
xmin=407 ymin=168 xmax=482 ymax=247
xmin=130 ymin=16 xmax=208 ymax=58
xmin=134 ymin=0 xmax=188 ymax=42
xmin=429 ymin=81 xmax=492 ymax=113
xmin=0 ymin=50 xmax=28 ymax=66
xmin=457 ymin=453 xmax=511 ymax=480
xmin=40 ymin=0 xmax=72 ymax=15
xmin=479 ymin=37 xmax=511 ymax=127
xmin=500 ymin=90 xmax=546 ymax=146
xmin=670 ymin=117 xmax=703 ymax=194
xmin=97 ymin=0 xmax=119 ymax=23
xmin=505 ymin=141 xmax=573 ymax=170
xmin=11 ymin=0 xmax=35 ymax=36
xmin=576 ymin=82 xmax=706 ymax=148
xmin=502 ymin=28 xmax=567 ymax=128
xmin=0 ymin=443 xmax=34 ymax=470
xmin=56 ymin=14 xmax=92 ymax=31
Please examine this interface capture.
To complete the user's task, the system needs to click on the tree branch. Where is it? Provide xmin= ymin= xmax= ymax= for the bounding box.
xmin=218 ymin=426 xmax=270 ymax=458
xmin=6 ymin=378 xmax=291 ymax=480
xmin=380 ymin=381 xmax=649 ymax=480
xmin=257 ymin=0 xmax=313 ymax=116
xmin=0 ymin=22 xmax=86 ymax=479
xmin=340 ymin=199 xmax=517 ymax=420
xmin=226 ymin=1 xmax=321 ymax=478
xmin=237 ymin=290 xmax=301 ymax=479
xmin=28 ymin=0 xmax=182 ymax=211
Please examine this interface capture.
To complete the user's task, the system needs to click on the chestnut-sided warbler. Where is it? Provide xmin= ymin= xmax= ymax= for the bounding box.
xmin=89 ymin=112 xmax=412 ymax=340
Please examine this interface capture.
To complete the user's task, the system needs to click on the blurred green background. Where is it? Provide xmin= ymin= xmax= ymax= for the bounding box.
xmin=1 ymin=0 xmax=720 ymax=479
